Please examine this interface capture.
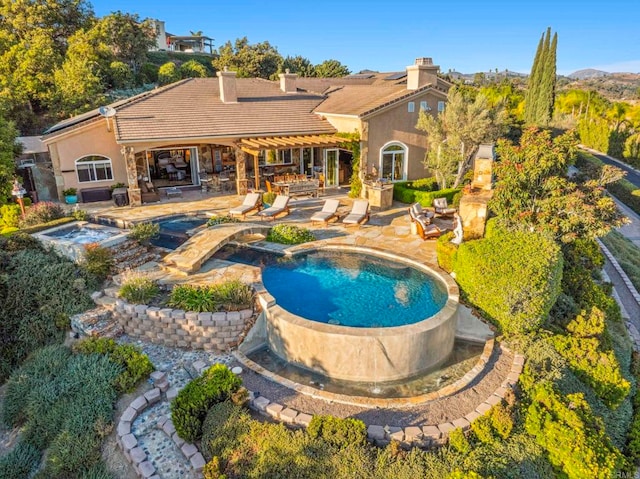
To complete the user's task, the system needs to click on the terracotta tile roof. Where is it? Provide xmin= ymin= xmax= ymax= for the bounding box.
xmin=113 ymin=78 xmax=336 ymax=142
xmin=315 ymin=83 xmax=447 ymax=117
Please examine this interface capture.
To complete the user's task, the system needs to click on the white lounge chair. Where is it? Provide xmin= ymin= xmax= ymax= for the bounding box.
xmin=229 ymin=193 xmax=261 ymax=219
xmin=310 ymin=199 xmax=340 ymax=225
xmin=342 ymin=199 xmax=369 ymax=226
xmin=258 ymin=195 xmax=290 ymax=220
xmin=409 ymin=202 xmax=434 ymax=224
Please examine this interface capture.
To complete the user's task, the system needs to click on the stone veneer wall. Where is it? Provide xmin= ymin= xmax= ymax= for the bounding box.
xmin=113 ymin=299 xmax=253 ymax=351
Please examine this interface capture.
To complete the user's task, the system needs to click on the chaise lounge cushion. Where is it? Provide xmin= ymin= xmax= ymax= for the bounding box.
xmin=310 ymin=199 xmax=340 ymax=224
xmin=230 ymin=193 xmax=261 ymax=217
xmin=258 ymin=195 xmax=290 ymax=219
xmin=342 ymin=199 xmax=369 ymax=225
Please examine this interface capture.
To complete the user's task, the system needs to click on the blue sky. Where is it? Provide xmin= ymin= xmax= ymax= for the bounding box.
xmin=90 ymin=0 xmax=640 ymax=76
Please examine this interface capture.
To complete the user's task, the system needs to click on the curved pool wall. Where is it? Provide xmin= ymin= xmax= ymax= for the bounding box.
xmin=262 ymin=245 xmax=459 ymax=383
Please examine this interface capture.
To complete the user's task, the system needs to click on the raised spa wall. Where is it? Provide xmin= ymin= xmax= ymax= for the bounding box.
xmin=249 ymin=246 xmax=460 ymax=383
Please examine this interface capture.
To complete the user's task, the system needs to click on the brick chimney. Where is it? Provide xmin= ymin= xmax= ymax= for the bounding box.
xmin=279 ymin=69 xmax=298 ymax=93
xmin=217 ymin=67 xmax=237 ymax=103
xmin=406 ymin=57 xmax=439 ymax=90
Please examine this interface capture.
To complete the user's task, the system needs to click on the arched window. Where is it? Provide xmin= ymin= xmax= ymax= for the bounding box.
xmin=380 ymin=142 xmax=407 ymax=182
xmin=75 ymin=155 xmax=113 ymax=183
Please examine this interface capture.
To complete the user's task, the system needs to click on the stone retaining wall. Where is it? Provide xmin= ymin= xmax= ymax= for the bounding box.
xmin=113 ymin=299 xmax=254 ymax=351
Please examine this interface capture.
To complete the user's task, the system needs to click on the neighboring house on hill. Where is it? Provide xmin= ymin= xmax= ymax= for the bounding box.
xmin=42 ymin=57 xmax=450 ymax=206
xmin=149 ymin=19 xmax=214 ymax=54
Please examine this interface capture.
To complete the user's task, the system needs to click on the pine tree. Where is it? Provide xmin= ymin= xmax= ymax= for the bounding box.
xmin=524 ymin=28 xmax=558 ymax=126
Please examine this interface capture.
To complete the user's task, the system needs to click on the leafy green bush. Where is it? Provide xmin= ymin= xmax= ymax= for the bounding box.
xmin=158 ymin=61 xmax=180 ymax=85
xmin=552 ymin=308 xmax=630 ymax=409
xmin=411 ymin=177 xmax=440 ymax=191
xmin=306 ymin=415 xmax=367 ymax=450
xmin=1 ymin=203 xmax=22 ymax=228
xmin=436 ymin=232 xmax=458 ymax=273
xmin=73 ymin=209 xmax=88 ymax=221
xmin=81 ymin=243 xmax=114 ymax=282
xmin=454 ymin=227 xmax=563 ymax=335
xmin=470 ymin=414 xmax=496 ymax=444
xmin=201 ymin=401 xmax=252 ymax=461
xmin=168 ymin=280 xmax=254 ymax=312
xmin=171 ymin=364 xmax=242 ymax=442
xmin=19 ymin=201 xmax=66 ymax=227
xmin=0 ymin=442 xmax=41 ymax=478
xmin=180 ymin=59 xmax=209 ymax=78
xmin=118 ymin=272 xmax=159 ymax=304
xmin=73 ymin=337 xmax=154 ymax=393
xmin=524 ymin=381 xmax=625 ymax=478
xmin=393 ymin=180 xmax=461 ymax=207
xmin=262 ymin=191 xmax=277 ymax=206
xmin=207 ymin=214 xmax=240 ymax=226
xmin=266 ymin=224 xmax=315 ymax=245
xmin=627 ymin=354 xmax=640 ymax=466
xmin=448 ymin=427 xmax=471 ymax=454
xmin=128 ymin=222 xmax=160 ymax=245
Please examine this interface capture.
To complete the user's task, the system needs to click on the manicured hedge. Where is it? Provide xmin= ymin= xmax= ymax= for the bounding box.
xmin=393 ymin=180 xmax=461 ymax=207
xmin=436 ymin=232 xmax=458 ymax=273
xmin=267 ymin=224 xmax=315 ymax=245
xmin=9 ymin=216 xmax=76 ymax=235
xmin=454 ymin=227 xmax=563 ymax=335
xmin=171 ymin=364 xmax=242 ymax=442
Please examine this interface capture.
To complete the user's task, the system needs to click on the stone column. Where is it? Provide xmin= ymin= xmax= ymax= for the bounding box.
xmin=360 ymin=121 xmax=369 ymax=199
xmin=121 ymin=145 xmax=141 ymax=206
xmin=235 ymin=148 xmax=248 ymax=195
xmin=459 ymin=190 xmax=493 ymax=240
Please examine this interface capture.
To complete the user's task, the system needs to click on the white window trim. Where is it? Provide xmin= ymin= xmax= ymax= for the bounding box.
xmin=75 ymin=154 xmax=114 ymax=183
xmin=438 ymin=101 xmax=446 ymax=112
xmin=407 ymin=101 xmax=415 ymax=113
xmin=379 ymin=141 xmax=408 ymax=182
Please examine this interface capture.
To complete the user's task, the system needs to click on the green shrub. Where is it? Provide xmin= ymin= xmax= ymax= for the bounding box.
xmin=118 ymin=272 xmax=160 ymax=304
xmin=601 ymin=230 xmax=640 ymax=292
xmin=128 ymin=222 xmax=160 ymax=245
xmin=158 ymin=61 xmax=180 ymax=85
xmin=203 ymin=457 xmax=227 ymax=479
xmin=1 ymin=203 xmax=22 ymax=228
xmin=201 ymin=401 xmax=252 ymax=461
xmin=306 ymin=415 xmax=367 ymax=450
xmin=168 ymin=280 xmax=254 ymax=312
xmin=552 ymin=308 xmax=630 ymax=409
xmin=411 ymin=177 xmax=440 ymax=191
xmin=73 ymin=337 xmax=154 ymax=393
xmin=19 ymin=201 xmax=66 ymax=227
xmin=436 ymin=232 xmax=458 ymax=273
xmin=608 ymin=178 xmax=640 ymax=216
xmin=448 ymin=427 xmax=470 ymax=454
xmin=73 ymin=209 xmax=88 ymax=221
xmin=393 ymin=180 xmax=461 ymax=207
xmin=471 ymin=414 xmax=496 ymax=444
xmin=0 ymin=442 xmax=41 ymax=478
xmin=62 ymin=187 xmax=77 ymax=196
xmin=171 ymin=364 xmax=242 ymax=442
xmin=262 ymin=191 xmax=277 ymax=206
xmin=489 ymin=403 xmax=514 ymax=440
xmin=266 ymin=224 xmax=315 ymax=245
xmin=139 ymin=63 xmax=159 ymax=83
xmin=180 ymin=59 xmax=209 ymax=78
xmin=454 ymin=228 xmax=563 ymax=335
xmin=525 ymin=381 xmax=625 ymax=479
xmin=81 ymin=243 xmax=114 ymax=282
xmin=2 ymin=345 xmax=121 ymax=477
xmin=1 ymin=225 xmax=20 ymax=235
xmin=0 ymin=246 xmax=94 ymax=382
xmin=207 ymin=214 xmax=240 ymax=226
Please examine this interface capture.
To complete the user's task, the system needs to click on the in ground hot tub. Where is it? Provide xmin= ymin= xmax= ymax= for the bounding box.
xmin=260 ymin=246 xmax=459 ymax=383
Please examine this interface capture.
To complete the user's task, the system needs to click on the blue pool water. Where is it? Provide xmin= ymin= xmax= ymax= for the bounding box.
xmin=216 ymin=247 xmax=447 ymax=327
xmin=44 ymin=224 xmax=119 ymax=244
xmin=150 ymin=215 xmax=207 ymax=249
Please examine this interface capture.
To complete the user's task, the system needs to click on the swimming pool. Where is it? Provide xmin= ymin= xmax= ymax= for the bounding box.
xmin=261 ymin=251 xmax=447 ymax=327
xmin=149 ymin=215 xmax=207 ymax=249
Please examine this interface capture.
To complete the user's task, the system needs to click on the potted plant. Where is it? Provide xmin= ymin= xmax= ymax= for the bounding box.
xmin=62 ymin=187 xmax=78 ymax=204
xmin=262 ymin=191 xmax=277 ymax=208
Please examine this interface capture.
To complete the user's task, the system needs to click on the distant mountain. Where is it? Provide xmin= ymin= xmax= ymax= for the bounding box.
xmin=568 ymin=69 xmax=610 ymax=80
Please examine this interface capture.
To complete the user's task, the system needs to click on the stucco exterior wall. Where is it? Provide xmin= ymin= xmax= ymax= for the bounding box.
xmin=322 ymin=115 xmax=362 ymax=135
xmin=364 ymin=90 xmax=444 ymax=181
xmin=48 ymin=121 xmax=127 ymax=196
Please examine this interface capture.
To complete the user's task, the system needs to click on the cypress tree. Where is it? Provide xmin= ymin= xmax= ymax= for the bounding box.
xmin=538 ymin=31 xmax=558 ymax=125
xmin=525 ymin=28 xmax=557 ymax=126
xmin=524 ymin=33 xmax=545 ymax=124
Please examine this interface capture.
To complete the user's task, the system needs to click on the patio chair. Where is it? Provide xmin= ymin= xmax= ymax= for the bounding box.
xmin=415 ymin=216 xmax=442 ymax=240
xmin=409 ymin=202 xmax=434 ymax=224
xmin=310 ymin=199 xmax=340 ymax=226
xmin=139 ymin=180 xmax=161 ymax=204
xmin=433 ymin=197 xmax=457 ymax=217
xmin=258 ymin=195 xmax=291 ymax=220
xmin=229 ymin=193 xmax=262 ymax=219
xmin=342 ymin=199 xmax=369 ymax=226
